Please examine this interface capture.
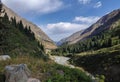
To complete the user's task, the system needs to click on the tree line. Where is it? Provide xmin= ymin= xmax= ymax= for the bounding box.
xmin=52 ymin=25 xmax=120 ymax=56
xmin=0 ymin=11 xmax=45 ymax=56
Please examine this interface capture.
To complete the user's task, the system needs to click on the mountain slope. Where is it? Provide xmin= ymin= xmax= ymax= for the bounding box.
xmin=59 ymin=9 xmax=120 ymax=45
xmin=1 ymin=4 xmax=57 ymax=49
xmin=52 ymin=23 xmax=120 ymax=56
xmin=0 ymin=13 xmax=46 ymax=58
xmin=70 ymin=44 xmax=120 ymax=82
xmin=57 ymin=30 xmax=84 ymax=46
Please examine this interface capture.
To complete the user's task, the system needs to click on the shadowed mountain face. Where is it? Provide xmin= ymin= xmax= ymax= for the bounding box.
xmin=58 ymin=9 xmax=120 ymax=45
xmin=1 ymin=4 xmax=57 ymax=49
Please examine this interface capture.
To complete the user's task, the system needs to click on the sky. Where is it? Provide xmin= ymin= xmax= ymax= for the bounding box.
xmin=2 ymin=0 xmax=120 ymax=41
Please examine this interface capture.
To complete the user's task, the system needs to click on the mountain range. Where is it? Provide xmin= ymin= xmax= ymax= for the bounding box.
xmin=1 ymin=2 xmax=120 ymax=82
xmin=58 ymin=9 xmax=120 ymax=45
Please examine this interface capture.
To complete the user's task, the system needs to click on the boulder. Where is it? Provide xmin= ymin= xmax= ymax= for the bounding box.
xmin=0 ymin=55 xmax=11 ymax=61
xmin=5 ymin=64 xmax=41 ymax=82
xmin=5 ymin=64 xmax=31 ymax=82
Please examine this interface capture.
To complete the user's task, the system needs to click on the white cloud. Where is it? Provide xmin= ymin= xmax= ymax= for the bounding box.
xmin=78 ymin=0 xmax=91 ymax=4
xmin=46 ymin=16 xmax=100 ymax=35
xmin=40 ymin=16 xmax=100 ymax=41
xmin=2 ymin=0 xmax=64 ymax=14
xmin=40 ymin=22 xmax=89 ymax=41
xmin=94 ymin=1 xmax=102 ymax=8
xmin=46 ymin=22 xmax=88 ymax=34
xmin=74 ymin=16 xmax=100 ymax=24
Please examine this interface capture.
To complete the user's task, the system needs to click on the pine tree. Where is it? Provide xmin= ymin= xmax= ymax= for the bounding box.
xmin=2 ymin=13 xmax=9 ymax=23
xmin=18 ymin=20 xmax=24 ymax=32
xmin=11 ymin=17 xmax=17 ymax=27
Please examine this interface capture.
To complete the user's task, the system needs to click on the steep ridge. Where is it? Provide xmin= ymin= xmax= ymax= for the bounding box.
xmin=59 ymin=9 xmax=120 ymax=45
xmin=1 ymin=4 xmax=57 ymax=49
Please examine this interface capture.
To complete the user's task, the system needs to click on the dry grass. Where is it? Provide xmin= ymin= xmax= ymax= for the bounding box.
xmin=0 ymin=55 xmax=55 ymax=82
xmin=0 ymin=55 xmax=92 ymax=82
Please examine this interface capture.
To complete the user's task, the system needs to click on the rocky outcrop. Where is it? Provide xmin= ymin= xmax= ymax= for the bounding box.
xmin=0 ymin=55 xmax=11 ymax=61
xmin=5 ymin=64 xmax=40 ymax=82
xmin=1 ymin=4 xmax=57 ymax=49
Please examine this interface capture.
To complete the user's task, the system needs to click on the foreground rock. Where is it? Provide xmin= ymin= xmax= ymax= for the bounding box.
xmin=5 ymin=64 xmax=40 ymax=82
xmin=0 ymin=55 xmax=11 ymax=61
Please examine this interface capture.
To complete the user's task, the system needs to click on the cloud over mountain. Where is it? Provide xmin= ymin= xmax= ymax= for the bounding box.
xmin=41 ymin=16 xmax=100 ymax=41
xmin=46 ymin=22 xmax=88 ymax=34
xmin=74 ymin=16 xmax=100 ymax=24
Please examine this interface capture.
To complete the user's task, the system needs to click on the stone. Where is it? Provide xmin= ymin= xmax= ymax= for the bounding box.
xmin=0 ymin=55 xmax=11 ymax=61
xmin=5 ymin=64 xmax=41 ymax=82
xmin=5 ymin=64 xmax=31 ymax=82
xmin=27 ymin=78 xmax=40 ymax=82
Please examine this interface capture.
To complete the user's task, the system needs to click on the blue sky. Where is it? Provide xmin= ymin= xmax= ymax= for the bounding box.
xmin=3 ymin=0 xmax=120 ymax=41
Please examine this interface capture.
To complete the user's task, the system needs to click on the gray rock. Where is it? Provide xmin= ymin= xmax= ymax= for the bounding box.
xmin=5 ymin=64 xmax=31 ymax=82
xmin=0 ymin=55 xmax=11 ymax=61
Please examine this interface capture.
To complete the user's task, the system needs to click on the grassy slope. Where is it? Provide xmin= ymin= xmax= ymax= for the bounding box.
xmin=0 ymin=18 xmax=45 ymax=58
xmin=70 ymin=44 xmax=120 ymax=82
xmin=0 ymin=56 xmax=92 ymax=82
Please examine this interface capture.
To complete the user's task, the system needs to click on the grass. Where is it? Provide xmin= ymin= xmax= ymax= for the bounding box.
xmin=0 ymin=55 xmax=92 ymax=82
xmin=70 ymin=44 xmax=120 ymax=82
xmin=75 ymin=44 xmax=120 ymax=56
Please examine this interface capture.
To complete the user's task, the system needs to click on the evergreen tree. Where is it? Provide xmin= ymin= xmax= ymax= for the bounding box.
xmin=2 ymin=13 xmax=9 ymax=23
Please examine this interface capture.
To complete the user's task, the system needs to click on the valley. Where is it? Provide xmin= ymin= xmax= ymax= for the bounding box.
xmin=0 ymin=3 xmax=93 ymax=82
xmin=0 ymin=1 xmax=120 ymax=82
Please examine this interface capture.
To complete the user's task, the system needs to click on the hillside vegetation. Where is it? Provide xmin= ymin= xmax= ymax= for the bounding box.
xmin=0 ymin=56 xmax=92 ymax=82
xmin=52 ymin=21 xmax=120 ymax=56
xmin=2 ymin=4 xmax=57 ymax=49
xmin=70 ymin=44 xmax=120 ymax=82
xmin=0 ymin=13 xmax=46 ymax=58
